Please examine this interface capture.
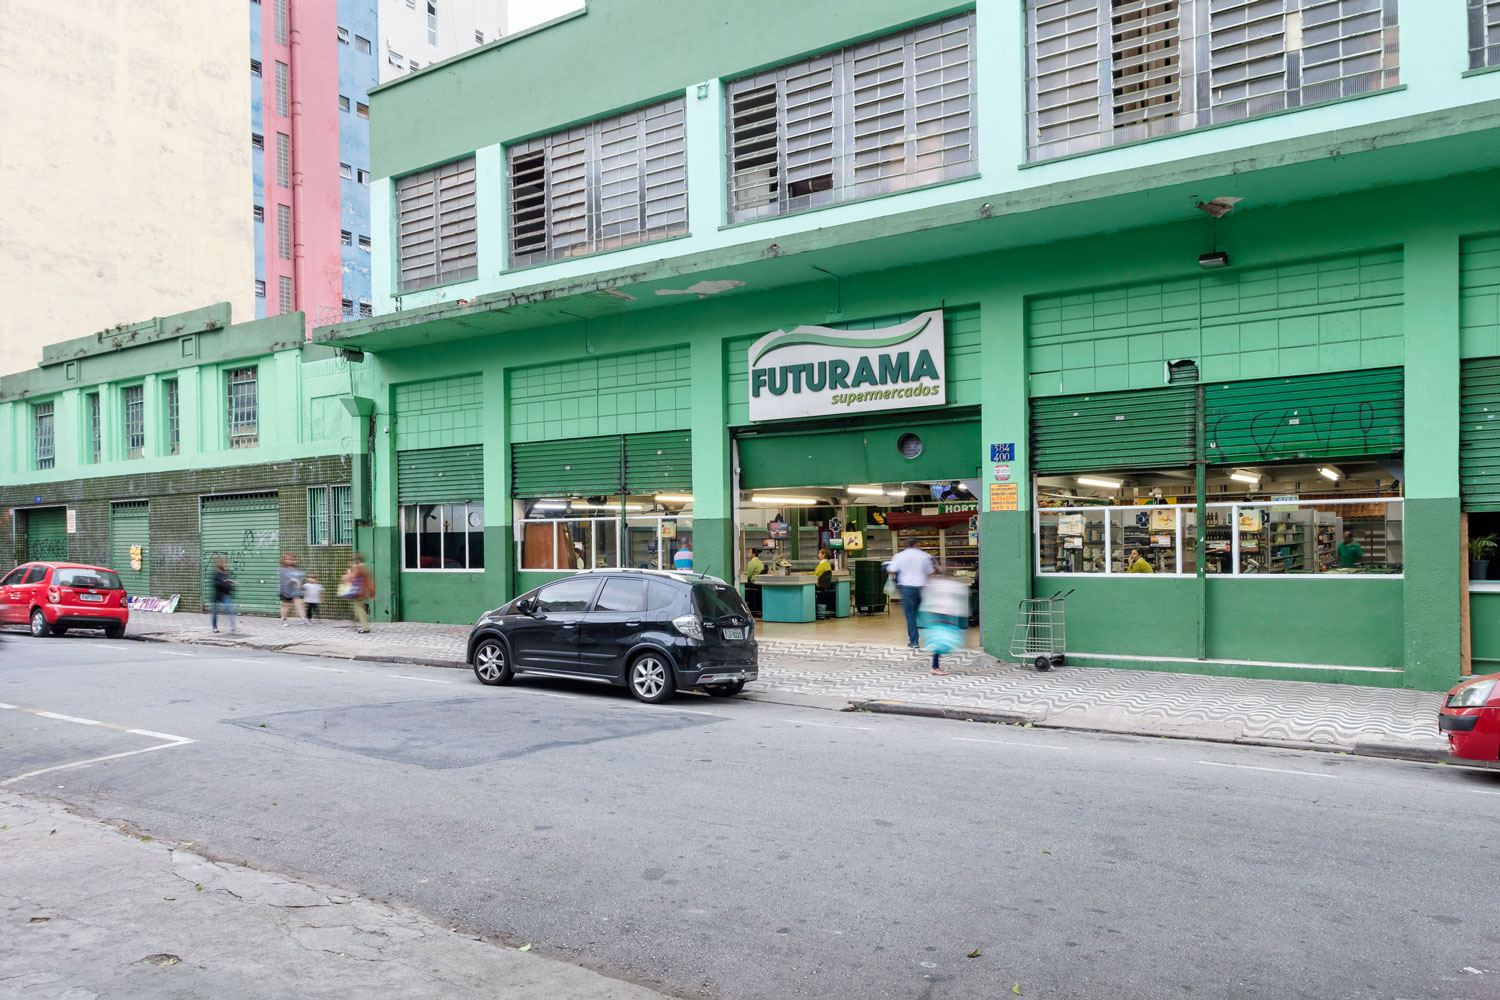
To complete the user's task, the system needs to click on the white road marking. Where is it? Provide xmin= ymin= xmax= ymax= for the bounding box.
xmin=88 ymin=643 xmax=123 ymax=650
xmin=393 ymin=674 xmax=451 ymax=684
xmin=154 ymin=649 xmax=195 ymax=657
xmin=954 ymin=736 xmax=1070 ymax=750
xmin=1 ymin=739 xmax=194 ymax=787
xmin=34 ymin=711 xmax=101 ymax=726
xmin=298 ymin=664 xmax=347 ymax=673
xmin=660 ymin=707 xmax=727 ymax=718
xmin=0 ymin=702 xmax=16 ymax=710
xmin=519 ymin=690 xmax=580 ymax=700
xmin=228 ymin=657 xmax=274 ymax=665
xmin=128 ymin=728 xmax=192 ymax=742
xmin=1196 ymin=760 xmax=1336 ymax=779
xmin=780 ymin=718 xmax=875 ymax=730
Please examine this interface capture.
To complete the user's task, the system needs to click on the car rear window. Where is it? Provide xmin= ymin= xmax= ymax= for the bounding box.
xmin=692 ymin=583 xmax=749 ymax=619
xmin=55 ymin=568 xmax=123 ymax=590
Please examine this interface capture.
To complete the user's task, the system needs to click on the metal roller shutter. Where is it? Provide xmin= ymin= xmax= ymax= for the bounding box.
xmin=511 ymin=436 xmax=623 ymax=497
xmin=25 ymin=507 xmax=67 ymax=563
xmin=110 ymin=501 xmax=150 ymax=596
xmin=624 ymin=431 xmax=693 ymax=494
xmin=1031 ymin=387 xmax=1197 ymax=474
xmin=1205 ymin=368 xmax=1404 ymax=465
xmin=200 ymin=493 xmax=280 ymax=614
xmin=737 ymin=414 xmax=980 ymax=490
xmin=1462 ymin=359 xmax=1500 ymax=511
xmin=397 ymin=445 xmax=484 ymax=504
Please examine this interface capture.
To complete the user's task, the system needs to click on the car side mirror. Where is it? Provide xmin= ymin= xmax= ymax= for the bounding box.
xmin=517 ymin=598 xmax=537 ymax=616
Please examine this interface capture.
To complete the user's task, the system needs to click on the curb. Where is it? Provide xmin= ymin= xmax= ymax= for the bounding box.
xmin=134 ymin=632 xmax=469 ymax=671
xmin=849 ymin=698 xmax=1455 ymax=765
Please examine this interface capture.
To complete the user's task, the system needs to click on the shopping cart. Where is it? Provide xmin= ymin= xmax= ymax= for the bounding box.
xmin=1009 ymin=589 xmax=1073 ymax=671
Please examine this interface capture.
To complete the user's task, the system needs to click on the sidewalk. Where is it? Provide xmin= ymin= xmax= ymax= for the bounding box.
xmin=0 ymin=791 xmax=671 ymax=1000
xmin=116 ymin=610 xmax=1453 ymax=762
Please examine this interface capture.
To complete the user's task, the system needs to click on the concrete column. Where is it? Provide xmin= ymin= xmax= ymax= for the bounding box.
xmin=475 ymin=144 xmax=506 ymax=279
xmin=690 ymin=337 xmax=731 ymax=582
xmin=978 ymin=289 xmax=1030 ymax=658
xmin=483 ymin=362 xmax=513 ymax=607
xmin=367 ymin=373 xmax=400 ymax=621
xmin=1402 ymin=231 xmax=1462 ymax=690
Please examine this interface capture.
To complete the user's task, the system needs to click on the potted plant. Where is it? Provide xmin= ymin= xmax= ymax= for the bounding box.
xmin=1470 ymin=534 xmax=1498 ymax=582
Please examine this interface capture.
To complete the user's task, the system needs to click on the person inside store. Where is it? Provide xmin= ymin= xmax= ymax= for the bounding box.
xmin=1127 ymin=548 xmax=1154 ymax=574
xmin=813 ymin=547 xmax=834 ymax=581
xmin=674 ymin=541 xmax=693 ymax=571
xmin=1337 ymin=530 xmax=1363 ymax=568
xmin=745 ymin=548 xmax=766 ymax=582
xmin=887 ymin=537 xmax=936 ymax=648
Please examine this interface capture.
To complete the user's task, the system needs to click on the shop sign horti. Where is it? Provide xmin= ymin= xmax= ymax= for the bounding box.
xmin=747 ymin=310 xmax=946 ymax=422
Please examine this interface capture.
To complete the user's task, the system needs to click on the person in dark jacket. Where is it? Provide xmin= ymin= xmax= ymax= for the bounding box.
xmin=211 ymin=556 xmax=239 ymax=634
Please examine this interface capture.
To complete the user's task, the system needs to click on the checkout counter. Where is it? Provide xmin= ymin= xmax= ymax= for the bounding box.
xmin=747 ymin=572 xmax=851 ymax=623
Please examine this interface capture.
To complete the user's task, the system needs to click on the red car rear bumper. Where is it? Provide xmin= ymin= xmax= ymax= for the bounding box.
xmin=40 ymin=604 xmax=129 ymax=628
xmin=1439 ymin=706 xmax=1500 ymax=761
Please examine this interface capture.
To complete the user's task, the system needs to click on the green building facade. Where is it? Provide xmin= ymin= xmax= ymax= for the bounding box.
xmin=10 ymin=2 xmax=1500 ymax=692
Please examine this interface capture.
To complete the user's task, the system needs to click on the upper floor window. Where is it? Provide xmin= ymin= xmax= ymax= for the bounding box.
xmin=250 ymin=59 xmax=261 ymax=77
xmin=339 ymin=95 xmax=350 ymax=112
xmin=396 ymin=156 xmax=478 ymax=291
xmin=276 ymin=133 xmax=290 ymax=188
xmin=277 ymin=203 xmax=291 ymax=259
xmin=427 ymin=1 xmax=438 ymax=45
xmin=337 ymin=25 xmax=350 ymax=44
xmin=165 ymin=378 xmax=181 ymax=456
xmin=1025 ymin=0 xmax=1401 ymax=162
xmin=355 ymin=35 xmax=372 ymax=54
xmin=227 ymin=367 xmax=259 ymax=449
xmin=475 ymin=29 xmax=485 ymax=43
xmin=86 ymin=392 xmax=101 ymax=464
xmin=33 ymin=402 xmax=54 ymax=471
xmin=274 ymin=61 xmax=289 ymax=117
xmin=1473 ymin=0 xmax=1500 ymax=69
xmin=273 ymin=0 xmax=287 ymax=45
xmin=122 ymin=384 xmax=145 ymax=460
xmin=507 ymin=96 xmax=687 ymax=268
xmin=278 ymin=275 xmax=294 ymax=315
xmin=356 ymin=102 xmax=370 ymax=119
xmin=725 ymin=12 xmax=976 ymax=224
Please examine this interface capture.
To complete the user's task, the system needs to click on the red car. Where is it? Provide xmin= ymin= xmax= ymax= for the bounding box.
xmin=1439 ymin=673 xmax=1500 ymax=761
xmin=0 ymin=562 xmax=130 ymax=638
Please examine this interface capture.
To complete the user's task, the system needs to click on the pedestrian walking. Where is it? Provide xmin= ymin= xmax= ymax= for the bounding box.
xmin=279 ymin=553 xmax=308 ymax=625
xmin=886 ymin=537 xmax=935 ymax=648
xmin=210 ymin=556 xmax=238 ymax=634
xmin=302 ymin=573 xmax=323 ymax=619
xmin=918 ymin=571 xmax=968 ymax=675
xmin=341 ymin=552 xmax=375 ymax=633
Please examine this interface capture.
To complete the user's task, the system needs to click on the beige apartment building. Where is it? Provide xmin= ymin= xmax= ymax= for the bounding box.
xmin=0 ymin=0 xmax=254 ymax=377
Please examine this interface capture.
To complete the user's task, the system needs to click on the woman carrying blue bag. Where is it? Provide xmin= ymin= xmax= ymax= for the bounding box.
xmin=918 ymin=571 xmax=968 ymax=675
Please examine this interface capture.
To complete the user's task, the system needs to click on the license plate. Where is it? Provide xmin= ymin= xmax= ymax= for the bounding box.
xmin=79 ymin=594 xmax=105 ymax=603
xmin=722 ymin=627 xmax=745 ymax=640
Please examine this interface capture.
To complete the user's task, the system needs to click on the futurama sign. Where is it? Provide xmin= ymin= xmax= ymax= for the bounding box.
xmin=747 ymin=310 xmax=946 ymax=422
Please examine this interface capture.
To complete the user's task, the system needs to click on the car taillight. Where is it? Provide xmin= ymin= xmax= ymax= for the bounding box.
xmin=46 ymin=587 xmax=60 ymax=604
xmin=120 ymin=592 xmax=129 ymax=607
xmin=671 ymin=614 xmax=705 ymax=640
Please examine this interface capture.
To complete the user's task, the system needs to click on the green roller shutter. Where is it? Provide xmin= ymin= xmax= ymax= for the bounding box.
xmin=511 ymin=436 xmax=623 ymax=497
xmin=624 ymin=431 xmax=693 ymax=493
xmin=1462 ymin=359 xmax=1500 ymax=511
xmin=25 ymin=507 xmax=67 ymax=563
xmin=110 ymin=501 xmax=150 ymax=596
xmin=397 ymin=445 xmax=484 ymax=504
xmin=1031 ymin=387 xmax=1196 ymax=474
xmin=200 ymin=493 xmax=280 ymax=614
xmin=737 ymin=414 xmax=980 ymax=490
xmin=1205 ymin=368 xmax=1403 ymax=465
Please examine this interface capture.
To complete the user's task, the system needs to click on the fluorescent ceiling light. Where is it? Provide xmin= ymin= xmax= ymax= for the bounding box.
xmin=570 ymin=502 xmax=646 ymax=511
xmin=1076 ymin=476 xmax=1122 ymax=489
xmin=531 ymin=501 xmax=570 ymax=510
xmin=750 ymin=495 xmax=823 ymax=505
xmin=1229 ymin=471 xmax=1260 ymax=485
xmin=655 ymin=494 xmax=694 ymax=503
xmin=847 ymin=486 xmax=882 ymax=495
xmin=1318 ymin=466 xmax=1341 ymax=482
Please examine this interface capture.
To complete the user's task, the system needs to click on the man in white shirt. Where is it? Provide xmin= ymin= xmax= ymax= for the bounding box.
xmin=887 ymin=538 xmax=935 ymax=648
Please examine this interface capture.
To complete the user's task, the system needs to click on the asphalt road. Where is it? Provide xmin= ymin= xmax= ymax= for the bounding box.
xmin=2 ymin=633 xmax=1497 ymax=1000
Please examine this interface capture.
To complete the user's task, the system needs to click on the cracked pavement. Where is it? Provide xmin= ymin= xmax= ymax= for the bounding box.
xmin=0 ymin=792 xmax=672 ymax=1000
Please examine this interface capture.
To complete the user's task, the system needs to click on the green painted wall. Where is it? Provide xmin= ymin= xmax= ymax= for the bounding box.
xmin=509 ymin=346 xmax=691 ymax=441
xmin=1459 ymin=233 xmax=1500 ymax=358
xmin=1045 ymin=577 xmax=1203 ymax=660
xmin=399 ymin=572 xmax=487 ymax=625
xmin=1205 ymin=578 xmax=1404 ymax=667
xmin=393 ymin=374 xmax=484 ymax=450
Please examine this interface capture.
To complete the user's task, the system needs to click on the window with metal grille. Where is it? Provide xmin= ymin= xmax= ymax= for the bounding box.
xmin=87 ymin=392 xmax=101 ymax=463
xmin=278 ymin=275 xmax=293 ymax=315
xmin=1471 ymin=0 xmax=1500 ymax=68
xmin=276 ymin=133 xmax=290 ymax=187
xmin=253 ymin=204 xmax=263 ymax=223
xmin=308 ymin=486 xmax=329 ymax=545
xmin=251 ymin=59 xmax=261 ymax=77
xmin=332 ymin=485 xmax=353 ymax=544
xmin=277 ymin=203 xmax=291 ymax=259
xmin=397 ymin=156 xmax=479 ymax=290
xmin=165 ymin=379 xmax=180 ymax=456
xmin=1025 ymin=0 xmax=1400 ymax=161
xmin=724 ymin=12 xmax=976 ymax=224
xmin=33 ymin=402 xmax=54 ymax=470
xmin=359 ymin=301 xmax=373 ymax=317
xmin=475 ymin=29 xmax=484 ymax=43
xmin=427 ymin=1 xmax=438 ymax=44
xmin=273 ymin=0 xmax=287 ymax=44
xmin=506 ymin=97 xmax=687 ymax=268
xmin=275 ymin=62 xmax=288 ymax=117
xmin=227 ymin=367 xmax=259 ymax=449
xmin=255 ymin=279 xmax=266 ymax=297
xmin=122 ymin=385 xmax=145 ymax=460
xmin=252 ymin=132 xmax=264 ymax=150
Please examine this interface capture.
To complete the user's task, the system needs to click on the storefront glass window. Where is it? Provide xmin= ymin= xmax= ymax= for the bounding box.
xmin=519 ymin=502 xmax=686 ymax=571
xmin=400 ymin=502 xmax=483 ymax=570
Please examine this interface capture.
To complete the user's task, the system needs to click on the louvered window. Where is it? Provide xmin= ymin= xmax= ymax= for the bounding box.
xmin=1026 ymin=0 xmax=1399 ymax=160
xmin=396 ymin=156 xmax=478 ymax=292
xmin=506 ymin=97 xmax=686 ymax=268
xmin=87 ymin=392 xmax=101 ymax=464
xmin=1473 ymin=0 xmax=1500 ymax=69
xmin=33 ymin=402 xmax=54 ymax=471
xmin=122 ymin=385 xmax=145 ymax=460
xmin=725 ymin=12 xmax=976 ymax=223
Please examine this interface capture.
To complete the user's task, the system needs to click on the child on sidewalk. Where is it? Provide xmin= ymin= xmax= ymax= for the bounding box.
xmin=302 ymin=574 xmax=323 ymax=619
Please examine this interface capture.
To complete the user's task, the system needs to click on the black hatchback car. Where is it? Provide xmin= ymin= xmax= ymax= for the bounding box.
xmin=466 ymin=569 xmax=757 ymax=703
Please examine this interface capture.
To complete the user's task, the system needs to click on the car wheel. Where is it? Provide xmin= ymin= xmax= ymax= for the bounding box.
xmin=103 ymin=625 xmax=124 ymax=640
xmin=628 ymin=652 xmax=676 ymax=704
xmin=706 ymin=681 xmax=745 ymax=697
xmin=472 ymin=639 xmax=513 ymax=686
xmin=30 ymin=609 xmax=51 ymax=638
